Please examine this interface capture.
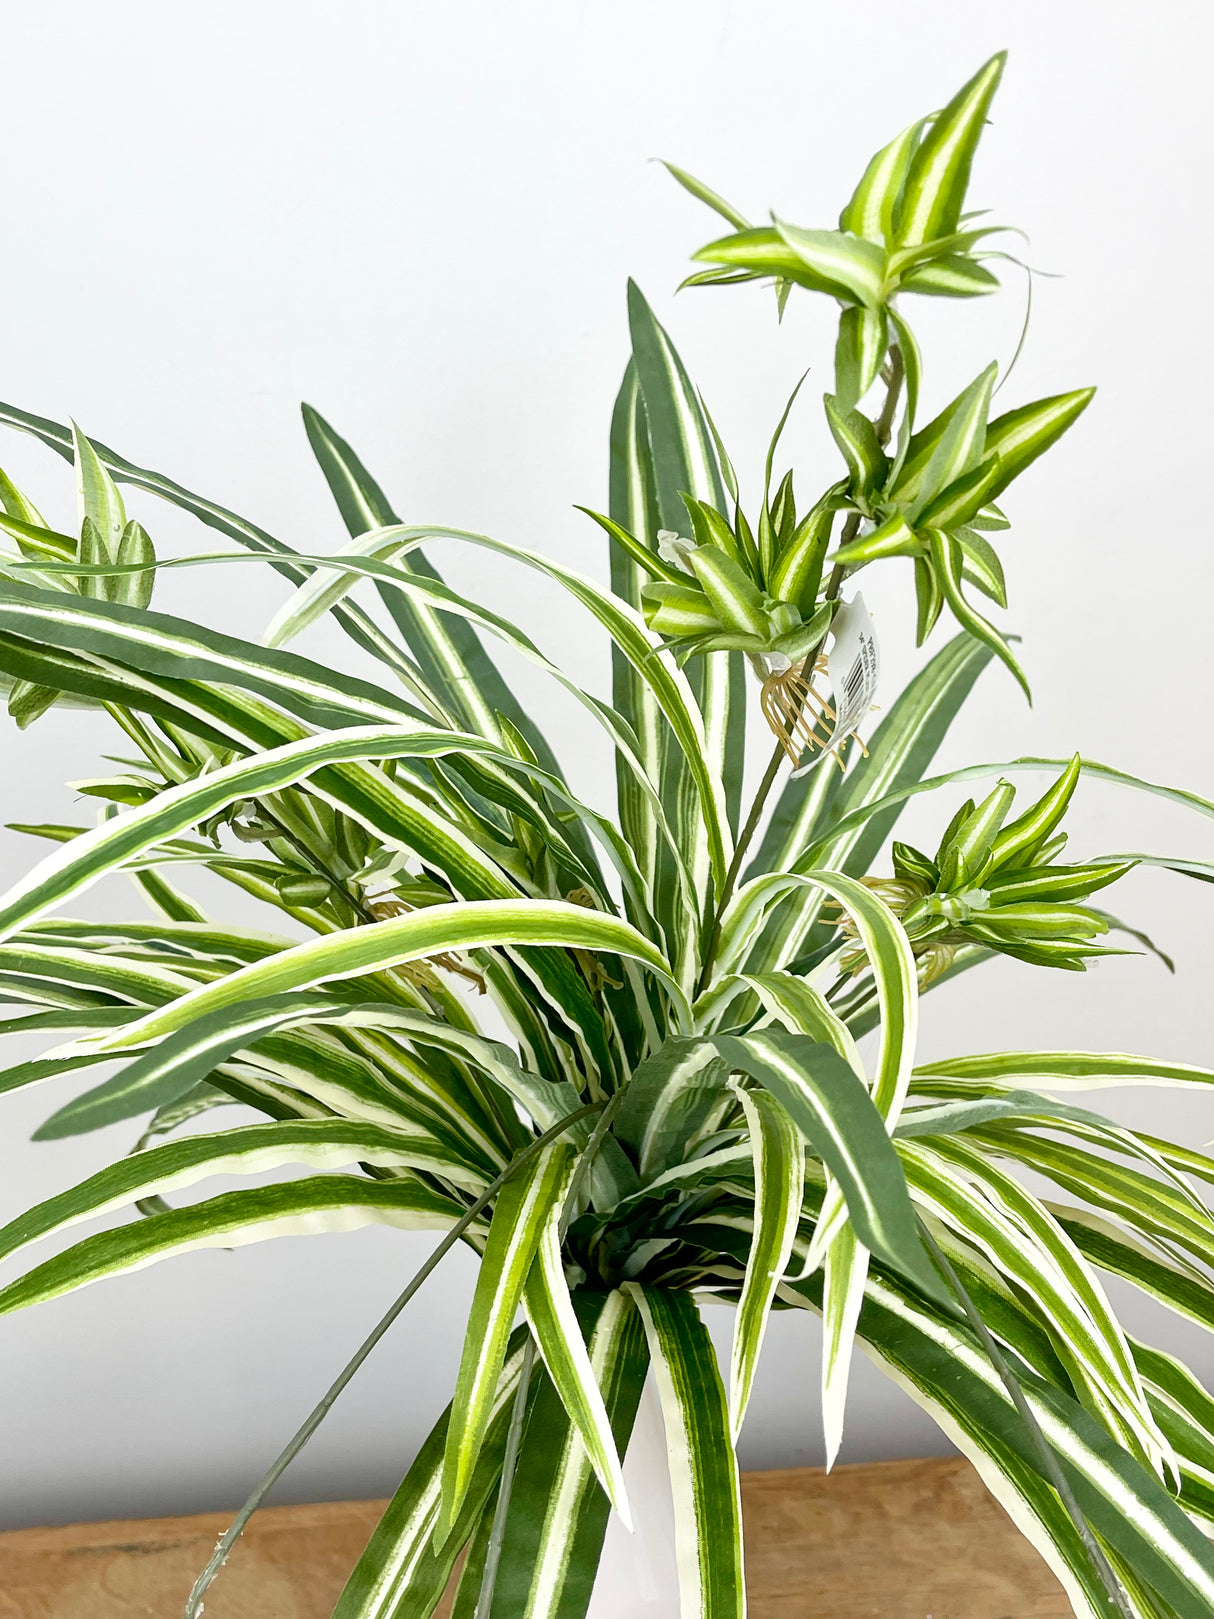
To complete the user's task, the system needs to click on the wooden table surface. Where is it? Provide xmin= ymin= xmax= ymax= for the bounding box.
xmin=0 ymin=1456 xmax=1070 ymax=1618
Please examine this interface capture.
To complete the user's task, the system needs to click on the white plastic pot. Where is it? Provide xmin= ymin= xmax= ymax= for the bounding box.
xmin=586 ymin=1377 xmax=681 ymax=1617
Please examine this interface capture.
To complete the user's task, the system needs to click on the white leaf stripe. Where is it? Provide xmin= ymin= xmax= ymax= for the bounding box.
xmin=0 ymin=1176 xmax=465 ymax=1317
xmin=625 ymin=1284 xmax=745 ymax=1619
xmin=728 ymin=1082 xmax=802 ymax=1439
xmin=441 ymin=1142 xmax=572 ymax=1531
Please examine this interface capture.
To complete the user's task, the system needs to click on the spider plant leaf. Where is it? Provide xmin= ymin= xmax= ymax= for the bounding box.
xmin=441 ymin=1140 xmax=572 ymax=1532
xmin=925 ymin=530 xmax=1029 ymax=698
xmin=609 ymin=362 xmax=667 ymax=915
xmin=773 ymin=223 xmax=887 ymax=310
xmin=626 ymin=281 xmax=745 ymax=867
xmin=910 ymin=362 xmax=998 ymax=519
xmin=0 ymin=1119 xmax=485 ymax=1271
xmin=823 ymin=394 xmax=887 ymax=498
xmin=787 ymin=1264 xmax=1214 ymax=1619
xmin=576 ymin=506 xmax=687 ymax=585
xmin=476 ymin=1289 xmax=649 ymax=1619
xmin=77 ymin=900 xmax=688 ymax=1056
xmin=522 ymin=1199 xmax=631 ymax=1523
xmin=301 ymin=403 xmax=565 ymax=775
xmin=686 ymin=544 xmax=770 ymax=639
xmin=981 ymin=387 xmax=1096 ymax=502
xmin=624 ymin=1284 xmax=745 ymax=1619
xmin=331 ymin=1329 xmax=535 ymax=1619
xmin=0 ymin=1175 xmax=465 ymax=1319
xmin=821 ymin=1222 xmax=869 ymax=1468
xmin=113 ymin=520 xmax=156 ymax=610
xmin=691 ymin=226 xmax=837 ymax=291
xmin=71 ymin=420 xmax=126 ymax=566
xmin=614 ymin=1038 xmax=729 ymax=1180
xmin=902 ymin=1137 xmax=1173 ymax=1478
xmin=660 ymin=161 xmax=751 ymax=232
xmin=956 ymin=527 xmax=1006 ymax=606
xmin=898 ymin=256 xmax=1000 ymax=297
xmin=712 ymin=1031 xmax=943 ymax=1303
xmin=833 ymin=305 xmax=889 ymax=413
xmin=895 ymin=53 xmax=1006 ymax=248
xmin=728 ymin=1080 xmax=803 ymax=1438
xmin=886 ymin=307 xmax=922 ymax=477
xmin=913 ymin=1049 xmax=1214 ymax=1092
xmin=917 ymin=452 xmax=1004 ymax=530
xmin=767 ymin=499 xmax=835 ymax=613
xmin=839 ymin=118 xmax=924 ymax=245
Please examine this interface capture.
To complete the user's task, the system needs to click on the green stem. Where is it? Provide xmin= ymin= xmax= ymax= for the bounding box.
xmin=474 ymin=1335 xmax=537 ymax=1619
xmin=182 ymin=1100 xmax=601 ymax=1619
xmin=918 ymin=1218 xmax=1134 ymax=1619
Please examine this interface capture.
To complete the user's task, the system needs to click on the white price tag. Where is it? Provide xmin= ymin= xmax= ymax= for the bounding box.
xmin=792 ymin=593 xmax=880 ymax=777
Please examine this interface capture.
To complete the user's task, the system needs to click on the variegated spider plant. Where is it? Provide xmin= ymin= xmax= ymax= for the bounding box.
xmin=0 ymin=50 xmax=1213 ymax=1619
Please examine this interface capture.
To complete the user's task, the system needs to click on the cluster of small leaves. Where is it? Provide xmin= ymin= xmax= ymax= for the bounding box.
xmin=584 ymin=391 xmax=836 ymax=667
xmin=662 ymin=52 xmax=1093 ymax=699
xmin=850 ymin=756 xmax=1135 ymax=978
xmin=0 ymin=423 xmax=155 ymax=727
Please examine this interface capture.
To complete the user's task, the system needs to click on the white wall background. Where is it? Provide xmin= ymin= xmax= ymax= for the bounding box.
xmin=0 ymin=0 xmax=1211 ymax=1531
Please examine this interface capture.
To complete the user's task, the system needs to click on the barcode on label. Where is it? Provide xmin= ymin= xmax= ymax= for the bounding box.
xmin=791 ymin=593 xmax=880 ymax=778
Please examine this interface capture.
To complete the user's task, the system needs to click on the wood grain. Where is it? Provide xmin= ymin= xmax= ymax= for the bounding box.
xmin=0 ymin=1457 xmax=1071 ymax=1618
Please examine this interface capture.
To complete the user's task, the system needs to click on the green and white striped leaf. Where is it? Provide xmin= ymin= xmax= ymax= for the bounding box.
xmin=711 ymin=1030 xmax=943 ymax=1303
xmin=485 ymin=1290 xmax=649 ymax=1619
xmin=624 ymin=1284 xmax=745 ymax=1619
xmin=728 ymin=1080 xmax=802 ymax=1438
xmin=0 ymin=1119 xmax=483 ymax=1271
xmin=79 ymin=900 xmax=688 ymax=1056
xmin=896 ymin=54 xmax=1006 ymax=248
xmin=917 ymin=1049 xmax=1214 ymax=1092
xmin=820 ymin=1222 xmax=870 ymax=1469
xmin=332 ymin=1329 xmax=533 ymax=1619
xmin=772 ymin=223 xmax=886 ymax=309
xmin=982 ymin=388 xmax=1096 ymax=502
xmin=839 ymin=119 xmax=924 ymax=246
xmin=0 ymin=1176 xmax=464 ymax=1317
xmin=441 ymin=1141 xmax=572 ymax=1532
xmin=522 ymin=1182 xmax=631 ymax=1523
xmin=614 ymin=1039 xmax=728 ymax=1182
